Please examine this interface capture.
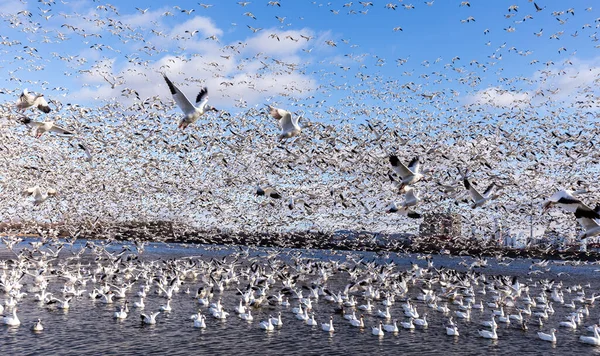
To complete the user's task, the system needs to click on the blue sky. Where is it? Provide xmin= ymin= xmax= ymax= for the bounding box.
xmin=1 ymin=0 xmax=599 ymax=113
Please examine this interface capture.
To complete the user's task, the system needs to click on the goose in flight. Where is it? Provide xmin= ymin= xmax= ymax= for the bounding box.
xmin=574 ymin=207 xmax=600 ymax=240
xmin=16 ymin=89 xmax=51 ymax=113
xmin=268 ymin=105 xmax=301 ymax=140
xmin=542 ymin=189 xmax=599 ymax=219
xmin=22 ymin=186 xmax=57 ymax=205
xmin=460 ymin=168 xmax=499 ymax=208
xmin=20 ymin=117 xmax=74 ymax=138
xmin=386 ymin=202 xmax=421 ymax=218
xmin=256 ymin=185 xmax=281 ymax=199
xmin=162 ymin=74 xmax=218 ymax=129
xmin=389 ymin=155 xmax=424 ymax=191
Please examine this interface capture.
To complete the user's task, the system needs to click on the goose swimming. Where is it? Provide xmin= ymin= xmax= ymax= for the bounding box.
xmin=162 ymin=74 xmax=218 ymax=129
xmin=141 ymin=312 xmax=160 ymax=325
xmin=538 ymin=328 xmax=557 ymax=343
xmin=32 ymin=319 xmax=44 ymax=331
xmin=3 ymin=308 xmax=20 ymax=326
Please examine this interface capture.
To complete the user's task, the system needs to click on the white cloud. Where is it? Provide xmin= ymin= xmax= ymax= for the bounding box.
xmin=0 ymin=0 xmax=26 ymax=15
xmin=465 ymin=87 xmax=530 ymax=108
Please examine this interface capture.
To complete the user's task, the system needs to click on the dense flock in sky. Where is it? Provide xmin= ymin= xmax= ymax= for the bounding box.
xmin=0 ymin=0 xmax=599 ymax=240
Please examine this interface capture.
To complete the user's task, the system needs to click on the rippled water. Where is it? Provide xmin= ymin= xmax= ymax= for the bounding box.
xmin=1 ymin=240 xmax=600 ymax=355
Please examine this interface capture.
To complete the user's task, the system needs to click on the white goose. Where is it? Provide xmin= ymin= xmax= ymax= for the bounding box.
xmin=114 ymin=302 xmax=129 ymax=319
xmin=268 ymin=105 xmax=301 ymax=140
xmin=321 ymin=316 xmax=335 ymax=332
xmin=260 ymin=317 xmax=275 ymax=331
xmin=542 ymin=189 xmax=597 ymax=216
xmin=239 ymin=309 xmax=253 ymax=321
xmin=16 ymin=89 xmax=51 ymax=113
xmin=350 ymin=315 xmax=365 ymax=328
xmin=32 ymin=319 xmax=44 ymax=331
xmin=20 ymin=117 xmax=74 ymax=138
xmin=162 ymin=74 xmax=217 ymax=129
xmin=559 ymin=315 xmax=577 ymax=329
xmin=22 ymin=186 xmax=57 ymax=205
xmin=538 ymin=328 xmax=557 ymax=343
xmin=462 ymin=175 xmax=500 ymax=208
xmin=3 ymin=308 xmax=20 ymax=326
xmin=478 ymin=326 xmax=498 ymax=340
xmin=306 ymin=313 xmax=318 ymax=326
xmin=141 ymin=312 xmax=160 ymax=325
xmin=193 ymin=314 xmax=206 ymax=328
xmin=389 ymin=155 xmax=424 ymax=191
xmin=580 ymin=325 xmax=600 ymax=345
xmin=270 ymin=312 xmax=283 ymax=326
xmin=372 ymin=321 xmax=385 ymax=336
xmin=133 ymin=297 xmax=145 ymax=309
xmin=401 ymin=318 xmax=415 ymax=329
xmin=383 ymin=319 xmax=399 ymax=333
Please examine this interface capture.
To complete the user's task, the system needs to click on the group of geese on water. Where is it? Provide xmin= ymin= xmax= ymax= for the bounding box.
xmin=1 ymin=239 xmax=600 ymax=348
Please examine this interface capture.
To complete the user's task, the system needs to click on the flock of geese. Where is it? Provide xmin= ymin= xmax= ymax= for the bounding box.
xmin=0 ymin=240 xmax=600 ymax=351
xmin=0 ymin=1 xmax=599 ymax=246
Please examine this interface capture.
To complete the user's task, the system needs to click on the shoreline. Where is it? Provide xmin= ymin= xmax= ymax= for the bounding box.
xmin=2 ymin=222 xmax=598 ymax=262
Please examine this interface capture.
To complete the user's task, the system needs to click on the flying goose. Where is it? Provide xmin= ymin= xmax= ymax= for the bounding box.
xmin=20 ymin=117 xmax=74 ymax=138
xmin=22 ymin=186 xmax=57 ymax=205
xmin=389 ymin=155 xmax=424 ymax=191
xmin=268 ymin=105 xmax=301 ymax=140
xmin=16 ymin=89 xmax=51 ymax=113
xmin=460 ymin=168 xmax=500 ymax=208
xmin=542 ymin=189 xmax=599 ymax=219
xmin=162 ymin=74 xmax=218 ymax=129
xmin=386 ymin=202 xmax=421 ymax=218
xmin=574 ymin=206 xmax=600 ymax=240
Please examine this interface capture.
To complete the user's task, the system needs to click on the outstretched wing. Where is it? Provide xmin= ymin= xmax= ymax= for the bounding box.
xmin=464 ymin=178 xmax=483 ymax=202
xmin=49 ymin=124 xmax=74 ymax=136
xmin=33 ymin=96 xmax=51 ymax=113
xmin=196 ymin=87 xmax=208 ymax=104
xmin=482 ymin=183 xmax=496 ymax=197
xmin=163 ymin=74 xmax=195 ymax=114
xmin=407 ymin=157 xmax=421 ymax=173
xmin=389 ymin=155 xmax=412 ymax=178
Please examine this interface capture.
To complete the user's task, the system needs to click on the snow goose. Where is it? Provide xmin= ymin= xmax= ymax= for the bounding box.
xmin=260 ymin=316 xmax=275 ymax=331
xmin=538 ymin=328 xmax=557 ymax=343
xmin=372 ymin=321 xmax=385 ymax=336
xmin=478 ymin=326 xmax=498 ymax=339
xmin=580 ymin=325 xmax=600 ymax=345
xmin=141 ymin=312 xmax=160 ymax=325
xmin=559 ymin=315 xmax=577 ymax=329
xmin=306 ymin=313 xmax=318 ymax=326
xmin=542 ymin=189 xmax=598 ymax=217
xmin=389 ymin=155 xmax=424 ymax=191
xmin=462 ymin=175 xmax=500 ymax=208
xmin=400 ymin=318 xmax=415 ymax=330
xmin=383 ymin=319 xmax=399 ymax=333
xmin=574 ymin=208 xmax=600 ymax=240
xmin=162 ymin=74 xmax=217 ymax=129
xmin=22 ymin=186 xmax=57 ymax=205
xmin=350 ymin=315 xmax=365 ymax=328
xmin=20 ymin=117 xmax=74 ymax=138
xmin=32 ymin=319 xmax=43 ymax=331
xmin=321 ymin=315 xmax=335 ymax=332
xmin=386 ymin=202 xmax=421 ymax=218
xmin=3 ymin=308 xmax=20 ymax=326
xmin=268 ymin=105 xmax=301 ymax=140
xmin=193 ymin=314 xmax=206 ymax=328
xmin=16 ymin=89 xmax=51 ymax=113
